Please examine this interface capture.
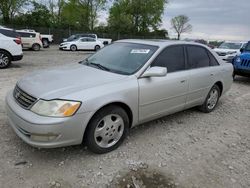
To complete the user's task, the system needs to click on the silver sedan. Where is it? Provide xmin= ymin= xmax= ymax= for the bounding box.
xmin=6 ymin=40 xmax=233 ymax=153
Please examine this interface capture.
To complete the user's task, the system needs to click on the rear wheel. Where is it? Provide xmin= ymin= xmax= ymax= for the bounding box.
xmin=199 ymin=85 xmax=220 ymax=113
xmin=70 ymin=45 xmax=77 ymax=51
xmin=42 ymin=39 xmax=49 ymax=48
xmin=85 ymin=105 xmax=129 ymax=154
xmin=32 ymin=43 xmax=41 ymax=51
xmin=0 ymin=51 xmax=11 ymax=69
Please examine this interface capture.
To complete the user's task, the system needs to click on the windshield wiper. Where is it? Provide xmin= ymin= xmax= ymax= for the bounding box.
xmin=85 ymin=59 xmax=110 ymax=71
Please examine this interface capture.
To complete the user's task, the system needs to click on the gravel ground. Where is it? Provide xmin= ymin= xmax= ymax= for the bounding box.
xmin=0 ymin=46 xmax=249 ymax=188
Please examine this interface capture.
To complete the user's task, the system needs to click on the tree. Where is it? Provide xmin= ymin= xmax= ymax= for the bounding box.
xmin=108 ymin=0 xmax=167 ymax=35
xmin=0 ymin=0 xmax=27 ymax=24
xmin=61 ymin=0 xmax=107 ymax=31
xmin=171 ymin=15 xmax=192 ymax=40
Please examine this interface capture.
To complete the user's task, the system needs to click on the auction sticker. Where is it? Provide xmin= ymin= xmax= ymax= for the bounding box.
xmin=131 ymin=49 xmax=150 ymax=54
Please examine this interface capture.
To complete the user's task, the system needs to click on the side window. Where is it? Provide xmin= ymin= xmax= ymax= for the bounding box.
xmin=87 ymin=38 xmax=95 ymax=42
xmin=18 ymin=32 xmax=35 ymax=38
xmin=0 ymin=29 xmax=19 ymax=38
xmin=81 ymin=38 xmax=87 ymax=42
xmin=187 ymin=46 xmax=210 ymax=69
xmin=245 ymin=42 xmax=250 ymax=51
xmin=207 ymin=51 xmax=219 ymax=66
xmin=151 ymin=46 xmax=185 ymax=73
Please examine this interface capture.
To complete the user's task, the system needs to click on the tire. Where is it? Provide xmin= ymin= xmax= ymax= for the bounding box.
xmin=70 ymin=45 xmax=77 ymax=51
xmin=95 ymin=45 xmax=100 ymax=51
xmin=85 ymin=105 xmax=129 ymax=154
xmin=32 ymin=43 xmax=41 ymax=51
xmin=199 ymin=85 xmax=220 ymax=113
xmin=0 ymin=50 xmax=11 ymax=69
xmin=42 ymin=39 xmax=49 ymax=48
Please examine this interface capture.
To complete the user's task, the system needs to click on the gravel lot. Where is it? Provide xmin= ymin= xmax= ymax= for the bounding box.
xmin=0 ymin=46 xmax=249 ymax=188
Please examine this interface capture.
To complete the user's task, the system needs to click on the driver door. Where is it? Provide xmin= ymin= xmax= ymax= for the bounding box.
xmin=138 ymin=45 xmax=189 ymax=122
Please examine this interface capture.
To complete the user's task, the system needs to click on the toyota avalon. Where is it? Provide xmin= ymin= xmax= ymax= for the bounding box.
xmin=6 ymin=40 xmax=233 ymax=153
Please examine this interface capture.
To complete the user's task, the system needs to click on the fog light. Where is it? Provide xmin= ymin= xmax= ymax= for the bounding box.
xmin=30 ymin=134 xmax=58 ymax=142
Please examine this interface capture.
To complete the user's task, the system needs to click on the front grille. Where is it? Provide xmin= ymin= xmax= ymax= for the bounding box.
xmin=240 ymin=59 xmax=250 ymax=67
xmin=13 ymin=86 xmax=37 ymax=109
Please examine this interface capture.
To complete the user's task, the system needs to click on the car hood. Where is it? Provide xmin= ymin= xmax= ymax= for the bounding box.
xmin=239 ymin=52 xmax=250 ymax=59
xmin=214 ymin=48 xmax=239 ymax=53
xmin=17 ymin=64 xmax=127 ymax=99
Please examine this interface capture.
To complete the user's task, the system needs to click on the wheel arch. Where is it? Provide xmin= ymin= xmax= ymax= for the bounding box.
xmin=0 ymin=49 xmax=12 ymax=60
xmin=82 ymin=101 xmax=134 ymax=143
xmin=214 ymin=81 xmax=223 ymax=96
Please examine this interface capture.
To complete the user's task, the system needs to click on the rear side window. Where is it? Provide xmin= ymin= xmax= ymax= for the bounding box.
xmin=187 ymin=46 xmax=210 ymax=69
xmin=0 ymin=28 xmax=19 ymax=38
xmin=17 ymin=32 xmax=36 ymax=38
xmin=208 ymin=51 xmax=219 ymax=66
xmin=152 ymin=45 xmax=185 ymax=73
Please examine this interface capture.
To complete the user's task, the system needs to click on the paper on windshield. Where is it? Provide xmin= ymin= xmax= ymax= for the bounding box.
xmin=130 ymin=49 xmax=150 ymax=54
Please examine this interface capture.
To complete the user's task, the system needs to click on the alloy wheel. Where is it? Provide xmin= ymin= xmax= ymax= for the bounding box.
xmin=0 ymin=53 xmax=10 ymax=68
xmin=94 ymin=114 xmax=124 ymax=148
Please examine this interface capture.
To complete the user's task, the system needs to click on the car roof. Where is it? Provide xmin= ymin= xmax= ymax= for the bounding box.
xmin=115 ymin=39 xmax=208 ymax=48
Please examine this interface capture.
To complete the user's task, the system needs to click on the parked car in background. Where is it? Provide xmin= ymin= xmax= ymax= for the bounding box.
xmin=40 ymin=34 xmax=53 ymax=48
xmin=59 ymin=37 xmax=104 ymax=51
xmin=18 ymin=29 xmax=53 ymax=48
xmin=63 ymin=33 xmax=112 ymax=45
xmin=214 ymin=41 xmax=247 ymax=63
xmin=232 ymin=41 xmax=250 ymax=78
xmin=16 ymin=30 xmax=43 ymax=51
xmin=6 ymin=40 xmax=233 ymax=153
xmin=0 ymin=33 xmax=23 ymax=68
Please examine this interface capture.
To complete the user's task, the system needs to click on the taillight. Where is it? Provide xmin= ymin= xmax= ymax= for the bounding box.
xmin=14 ymin=37 xmax=22 ymax=45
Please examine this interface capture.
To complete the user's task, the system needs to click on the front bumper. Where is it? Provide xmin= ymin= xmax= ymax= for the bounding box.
xmin=5 ymin=91 xmax=92 ymax=148
xmin=59 ymin=45 xmax=69 ymax=50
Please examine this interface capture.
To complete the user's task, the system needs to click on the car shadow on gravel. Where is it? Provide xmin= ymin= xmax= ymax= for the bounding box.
xmin=234 ymin=76 xmax=250 ymax=85
xmin=109 ymin=168 xmax=178 ymax=188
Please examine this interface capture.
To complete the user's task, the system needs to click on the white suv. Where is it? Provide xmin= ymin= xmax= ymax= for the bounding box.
xmin=16 ymin=30 xmax=43 ymax=51
xmin=0 ymin=29 xmax=23 ymax=69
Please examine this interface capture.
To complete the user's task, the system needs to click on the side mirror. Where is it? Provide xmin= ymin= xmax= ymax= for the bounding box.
xmin=63 ymin=39 xmax=67 ymax=42
xmin=141 ymin=66 xmax=167 ymax=78
xmin=240 ymin=48 xmax=244 ymax=53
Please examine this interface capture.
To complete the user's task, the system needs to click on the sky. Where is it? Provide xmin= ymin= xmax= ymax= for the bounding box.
xmin=99 ymin=0 xmax=250 ymax=41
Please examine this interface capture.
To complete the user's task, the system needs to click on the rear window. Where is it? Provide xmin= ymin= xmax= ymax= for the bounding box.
xmin=0 ymin=28 xmax=19 ymax=38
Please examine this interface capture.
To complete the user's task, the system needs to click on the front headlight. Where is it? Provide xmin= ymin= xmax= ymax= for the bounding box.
xmin=31 ymin=99 xmax=81 ymax=117
xmin=235 ymin=57 xmax=241 ymax=63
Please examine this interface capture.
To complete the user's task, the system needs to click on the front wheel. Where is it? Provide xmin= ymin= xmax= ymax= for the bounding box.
xmin=70 ymin=45 xmax=77 ymax=51
xmin=95 ymin=45 xmax=100 ymax=51
xmin=0 ymin=51 xmax=11 ymax=69
xmin=199 ymin=85 xmax=220 ymax=113
xmin=85 ymin=105 xmax=129 ymax=154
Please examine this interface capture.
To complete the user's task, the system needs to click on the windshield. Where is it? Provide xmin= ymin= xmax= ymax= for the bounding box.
xmin=219 ymin=42 xmax=242 ymax=50
xmin=245 ymin=42 xmax=250 ymax=51
xmin=82 ymin=42 xmax=158 ymax=75
xmin=67 ymin=35 xmax=79 ymax=42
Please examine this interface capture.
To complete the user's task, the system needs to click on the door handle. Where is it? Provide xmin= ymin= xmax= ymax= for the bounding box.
xmin=210 ymin=73 xmax=214 ymax=76
xmin=180 ymin=80 xmax=186 ymax=83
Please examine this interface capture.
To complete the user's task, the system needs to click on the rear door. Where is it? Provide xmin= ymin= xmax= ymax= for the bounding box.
xmin=138 ymin=45 xmax=189 ymax=122
xmin=185 ymin=45 xmax=219 ymax=108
